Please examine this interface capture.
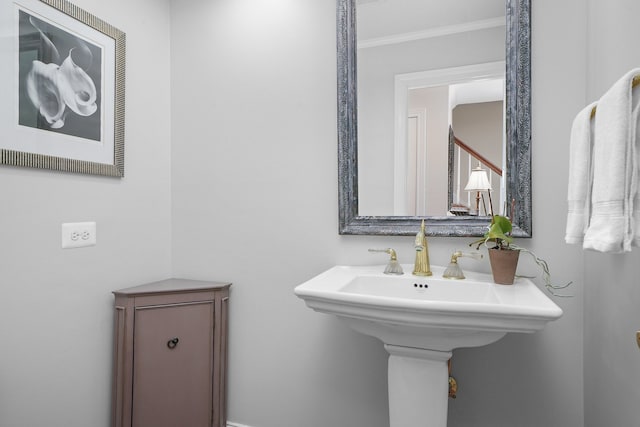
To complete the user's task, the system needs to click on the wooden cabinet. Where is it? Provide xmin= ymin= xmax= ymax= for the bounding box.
xmin=112 ymin=279 xmax=230 ymax=427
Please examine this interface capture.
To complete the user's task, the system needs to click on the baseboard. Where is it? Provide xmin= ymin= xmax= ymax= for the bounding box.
xmin=228 ymin=422 xmax=254 ymax=427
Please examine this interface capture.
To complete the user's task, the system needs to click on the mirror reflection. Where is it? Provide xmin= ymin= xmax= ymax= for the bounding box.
xmin=447 ymin=76 xmax=504 ymax=217
xmin=356 ymin=0 xmax=505 ymax=217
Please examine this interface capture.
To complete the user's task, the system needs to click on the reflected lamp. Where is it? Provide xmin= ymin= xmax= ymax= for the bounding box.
xmin=464 ymin=165 xmax=492 ymax=216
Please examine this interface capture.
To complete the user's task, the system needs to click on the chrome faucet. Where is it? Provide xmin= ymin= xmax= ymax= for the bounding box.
xmin=413 ymin=220 xmax=432 ymax=276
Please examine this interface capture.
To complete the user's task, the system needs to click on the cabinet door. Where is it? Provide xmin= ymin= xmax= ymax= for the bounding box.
xmin=132 ymin=301 xmax=214 ymax=427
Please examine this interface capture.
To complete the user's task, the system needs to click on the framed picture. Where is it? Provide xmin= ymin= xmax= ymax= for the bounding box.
xmin=0 ymin=0 xmax=125 ymax=177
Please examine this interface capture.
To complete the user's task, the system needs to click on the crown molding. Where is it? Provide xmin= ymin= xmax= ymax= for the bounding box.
xmin=358 ymin=17 xmax=505 ymax=49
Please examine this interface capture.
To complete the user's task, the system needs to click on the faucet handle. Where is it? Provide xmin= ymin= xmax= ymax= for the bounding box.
xmin=368 ymin=248 xmax=404 ymax=275
xmin=451 ymin=251 xmax=483 ymax=262
xmin=369 ymin=248 xmax=398 ymax=260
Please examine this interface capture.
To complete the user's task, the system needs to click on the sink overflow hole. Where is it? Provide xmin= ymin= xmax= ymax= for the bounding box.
xmin=413 ymin=283 xmax=428 ymax=289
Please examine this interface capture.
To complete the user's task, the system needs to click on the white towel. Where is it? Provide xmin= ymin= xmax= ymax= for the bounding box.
xmin=583 ymin=69 xmax=640 ymax=253
xmin=633 ymin=91 xmax=640 ymax=247
xmin=565 ymin=102 xmax=597 ymax=245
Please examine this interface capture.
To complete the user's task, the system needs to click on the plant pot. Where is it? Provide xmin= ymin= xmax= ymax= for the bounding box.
xmin=487 ymin=248 xmax=520 ymax=285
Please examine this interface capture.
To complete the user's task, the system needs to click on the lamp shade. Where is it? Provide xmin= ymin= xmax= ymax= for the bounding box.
xmin=464 ymin=166 xmax=491 ymax=191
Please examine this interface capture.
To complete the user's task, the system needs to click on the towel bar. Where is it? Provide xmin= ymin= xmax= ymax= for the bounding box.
xmin=591 ymin=75 xmax=640 ymax=118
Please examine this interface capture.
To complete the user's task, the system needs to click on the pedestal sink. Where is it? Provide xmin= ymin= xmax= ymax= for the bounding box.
xmin=294 ymin=264 xmax=563 ymax=427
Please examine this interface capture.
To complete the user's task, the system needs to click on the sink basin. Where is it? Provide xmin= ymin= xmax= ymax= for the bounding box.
xmin=340 ymin=274 xmax=499 ymax=302
xmin=295 ymin=264 xmax=562 ymax=352
xmin=294 ymin=264 xmax=563 ymax=427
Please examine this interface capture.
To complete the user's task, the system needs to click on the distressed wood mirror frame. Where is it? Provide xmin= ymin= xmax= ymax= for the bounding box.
xmin=337 ymin=0 xmax=531 ymax=237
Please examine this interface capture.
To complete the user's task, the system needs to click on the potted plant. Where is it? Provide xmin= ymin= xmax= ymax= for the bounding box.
xmin=470 ymin=214 xmax=571 ymax=296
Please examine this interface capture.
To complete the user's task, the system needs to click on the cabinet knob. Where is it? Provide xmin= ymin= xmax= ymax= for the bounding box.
xmin=167 ymin=337 xmax=179 ymax=349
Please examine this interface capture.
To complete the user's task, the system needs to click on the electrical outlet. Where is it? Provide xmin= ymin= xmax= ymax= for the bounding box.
xmin=62 ymin=222 xmax=96 ymax=249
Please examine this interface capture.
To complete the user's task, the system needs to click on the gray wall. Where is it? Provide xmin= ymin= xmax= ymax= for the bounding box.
xmin=171 ymin=1 xmax=583 ymax=427
xmin=452 ymin=101 xmax=503 ymax=212
xmin=584 ymin=0 xmax=640 ymax=425
xmin=7 ymin=0 xmax=639 ymax=426
xmin=0 ymin=0 xmax=172 ymax=426
xmin=448 ymin=0 xmax=586 ymax=424
xmin=453 ymin=101 xmax=503 ymax=170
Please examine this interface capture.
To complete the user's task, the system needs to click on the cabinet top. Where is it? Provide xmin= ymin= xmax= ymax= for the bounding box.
xmin=113 ymin=278 xmax=231 ymax=296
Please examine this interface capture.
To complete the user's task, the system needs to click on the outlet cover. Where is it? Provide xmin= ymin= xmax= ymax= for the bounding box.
xmin=62 ymin=222 xmax=97 ymax=249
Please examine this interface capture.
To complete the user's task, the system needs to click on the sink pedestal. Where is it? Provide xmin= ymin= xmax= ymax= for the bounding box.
xmin=295 ymin=265 xmax=564 ymax=427
xmin=385 ymin=345 xmax=452 ymax=427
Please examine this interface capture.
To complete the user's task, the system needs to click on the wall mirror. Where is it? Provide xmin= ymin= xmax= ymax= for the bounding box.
xmin=337 ymin=0 xmax=531 ymax=236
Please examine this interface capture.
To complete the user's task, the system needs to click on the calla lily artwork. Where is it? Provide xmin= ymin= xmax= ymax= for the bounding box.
xmin=1 ymin=0 xmax=125 ymax=177
xmin=18 ymin=10 xmax=102 ymax=141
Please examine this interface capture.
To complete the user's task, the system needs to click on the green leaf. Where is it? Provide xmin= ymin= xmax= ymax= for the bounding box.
xmin=468 ymin=215 xmax=514 ymax=249
xmin=485 ymin=222 xmax=513 ymax=244
xmin=492 ymin=215 xmax=512 ymax=234
xmin=484 ymin=215 xmax=513 ymax=247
